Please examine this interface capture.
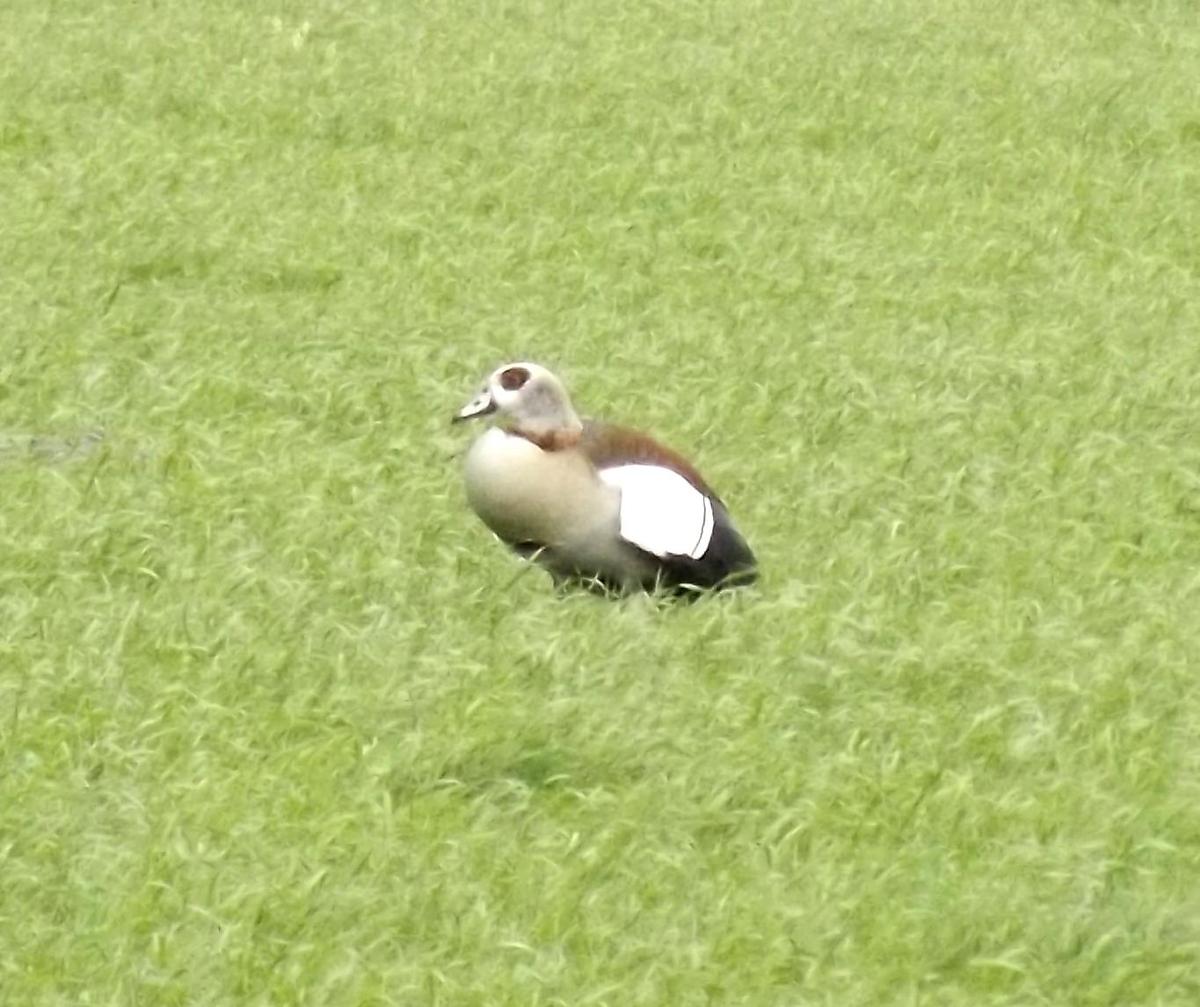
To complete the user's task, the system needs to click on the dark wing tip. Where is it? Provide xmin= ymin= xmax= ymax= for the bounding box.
xmin=698 ymin=510 xmax=758 ymax=589
xmin=641 ymin=503 xmax=756 ymax=593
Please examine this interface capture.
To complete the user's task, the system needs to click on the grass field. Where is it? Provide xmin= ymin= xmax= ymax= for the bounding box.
xmin=4 ymin=0 xmax=1200 ymax=1003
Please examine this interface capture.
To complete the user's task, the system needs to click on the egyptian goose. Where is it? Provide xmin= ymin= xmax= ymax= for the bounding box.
xmin=453 ymin=362 xmax=757 ymax=593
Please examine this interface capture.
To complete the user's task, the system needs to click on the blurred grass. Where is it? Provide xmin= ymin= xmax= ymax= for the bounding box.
xmin=3 ymin=0 xmax=1200 ymax=1003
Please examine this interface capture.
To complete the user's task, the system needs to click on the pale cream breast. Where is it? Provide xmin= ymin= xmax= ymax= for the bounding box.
xmin=463 ymin=427 xmax=621 ymax=549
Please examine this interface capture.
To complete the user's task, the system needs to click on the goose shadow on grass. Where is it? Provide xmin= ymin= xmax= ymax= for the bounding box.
xmin=0 ymin=429 xmax=105 ymax=465
xmin=389 ymin=743 xmax=647 ymax=802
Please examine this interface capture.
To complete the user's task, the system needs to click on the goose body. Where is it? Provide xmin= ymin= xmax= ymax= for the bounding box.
xmin=454 ymin=363 xmax=756 ymax=593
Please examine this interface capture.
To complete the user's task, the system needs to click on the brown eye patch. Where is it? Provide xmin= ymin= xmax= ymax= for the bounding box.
xmin=499 ymin=366 xmax=531 ymax=391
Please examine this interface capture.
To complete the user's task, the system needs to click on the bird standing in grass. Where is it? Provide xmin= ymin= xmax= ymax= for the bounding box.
xmin=453 ymin=362 xmax=757 ymax=594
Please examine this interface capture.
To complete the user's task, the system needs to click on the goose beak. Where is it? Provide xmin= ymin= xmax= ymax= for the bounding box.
xmin=453 ymin=391 xmax=497 ymax=423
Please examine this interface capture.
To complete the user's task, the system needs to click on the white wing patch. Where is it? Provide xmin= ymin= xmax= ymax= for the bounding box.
xmin=598 ymin=464 xmax=714 ymax=560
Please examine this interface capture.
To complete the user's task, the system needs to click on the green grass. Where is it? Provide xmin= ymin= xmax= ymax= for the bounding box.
xmin=3 ymin=0 xmax=1200 ymax=1003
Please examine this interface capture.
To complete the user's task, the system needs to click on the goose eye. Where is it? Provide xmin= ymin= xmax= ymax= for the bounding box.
xmin=499 ymin=366 xmax=531 ymax=391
